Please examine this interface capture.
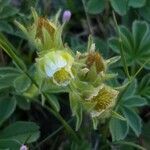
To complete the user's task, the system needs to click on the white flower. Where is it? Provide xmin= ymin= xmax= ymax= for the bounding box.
xmin=89 ymin=85 xmax=119 ymax=118
xmin=36 ymin=50 xmax=74 ymax=86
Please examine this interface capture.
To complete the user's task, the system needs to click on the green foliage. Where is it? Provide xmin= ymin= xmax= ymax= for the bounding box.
xmin=109 ymin=20 xmax=150 ymax=68
xmin=69 ymin=91 xmax=83 ymax=131
xmin=109 ymin=79 xmax=146 ymax=141
xmin=109 ymin=117 xmax=128 ymax=141
xmin=110 ymin=0 xmax=128 ymax=16
xmin=86 ymin=0 xmax=146 ymax=16
xmin=46 ymin=94 xmax=60 ymax=112
xmin=138 ymin=74 xmax=150 ymax=103
xmin=86 ymin=0 xmax=105 ymax=14
xmin=139 ymin=0 xmax=150 ymax=21
xmin=0 ymin=0 xmax=18 ymax=34
xmin=0 ymin=0 xmax=149 ymax=149
xmin=110 ymin=0 xmax=146 ymax=15
xmin=0 ymin=97 xmax=16 ymax=126
xmin=123 ymin=96 xmax=147 ymax=107
xmin=0 ymin=121 xmax=40 ymax=144
xmin=122 ymin=106 xmax=142 ymax=136
xmin=15 ymin=95 xmax=31 ymax=110
xmin=14 ymin=74 xmax=31 ymax=93
xmin=0 ymin=139 xmax=20 ymax=150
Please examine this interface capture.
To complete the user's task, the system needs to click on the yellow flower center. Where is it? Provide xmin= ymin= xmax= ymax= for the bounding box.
xmin=91 ymin=86 xmax=118 ymax=110
xmin=53 ymin=68 xmax=71 ymax=85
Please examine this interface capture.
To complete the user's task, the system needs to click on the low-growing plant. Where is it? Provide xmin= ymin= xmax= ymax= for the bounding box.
xmin=0 ymin=1 xmax=149 ymax=150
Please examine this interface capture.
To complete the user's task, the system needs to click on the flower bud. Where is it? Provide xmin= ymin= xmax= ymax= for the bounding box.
xmin=62 ymin=10 xmax=71 ymax=23
xmin=20 ymin=145 xmax=28 ymax=150
xmin=86 ymin=52 xmax=105 ymax=73
xmin=36 ymin=17 xmax=56 ymax=41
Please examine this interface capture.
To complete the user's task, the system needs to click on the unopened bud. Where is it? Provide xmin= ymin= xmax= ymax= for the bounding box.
xmin=20 ymin=145 xmax=28 ymax=150
xmin=62 ymin=10 xmax=71 ymax=23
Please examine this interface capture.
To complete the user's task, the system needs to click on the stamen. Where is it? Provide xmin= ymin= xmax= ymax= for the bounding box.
xmin=53 ymin=68 xmax=71 ymax=85
xmin=91 ymin=86 xmax=118 ymax=110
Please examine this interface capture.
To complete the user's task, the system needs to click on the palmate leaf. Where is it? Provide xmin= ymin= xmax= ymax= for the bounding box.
xmin=13 ymin=74 xmax=31 ymax=93
xmin=86 ymin=0 xmax=146 ymax=15
xmin=0 ymin=121 xmax=40 ymax=144
xmin=121 ymin=79 xmax=137 ymax=99
xmin=0 ymin=67 xmax=20 ymax=93
xmin=109 ymin=117 xmax=129 ymax=141
xmin=0 ymin=74 xmax=20 ymax=90
xmin=15 ymin=95 xmax=31 ymax=110
xmin=0 ymin=97 xmax=16 ymax=126
xmin=0 ymin=67 xmax=21 ymax=77
xmin=138 ymin=74 xmax=150 ymax=103
xmin=110 ymin=78 xmax=143 ymax=141
xmin=0 ymin=139 xmax=20 ymax=150
xmin=123 ymin=96 xmax=147 ymax=107
xmin=113 ymin=141 xmax=146 ymax=150
xmin=110 ymin=0 xmax=128 ymax=16
xmin=110 ymin=0 xmax=146 ymax=16
xmin=0 ymin=6 xmax=18 ymax=19
xmin=128 ymin=0 xmax=146 ymax=8
xmin=109 ymin=20 xmax=150 ymax=69
xmin=121 ymin=107 xmax=142 ymax=137
xmin=86 ymin=0 xmax=105 ymax=14
xmin=139 ymin=0 xmax=150 ymax=22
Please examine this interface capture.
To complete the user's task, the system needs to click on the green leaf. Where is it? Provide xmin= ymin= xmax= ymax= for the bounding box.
xmin=0 ymin=6 xmax=18 ymax=19
xmin=123 ymin=96 xmax=147 ymax=107
xmin=122 ymin=79 xmax=137 ymax=99
xmin=0 ymin=0 xmax=11 ymax=7
xmin=0 ymin=97 xmax=16 ymax=126
xmin=94 ymin=37 xmax=109 ymax=57
xmin=15 ymin=95 xmax=31 ymax=110
xmin=122 ymin=107 xmax=142 ymax=136
xmin=110 ymin=0 xmax=128 ymax=15
xmin=0 ymin=67 xmax=20 ymax=77
xmin=13 ymin=74 xmax=31 ymax=93
xmin=42 ymin=79 xmax=69 ymax=93
xmin=109 ymin=117 xmax=129 ymax=141
xmin=46 ymin=94 xmax=60 ymax=112
xmin=111 ymin=111 xmax=126 ymax=121
xmin=108 ymin=37 xmax=120 ymax=53
xmin=92 ymin=117 xmax=99 ymax=130
xmin=113 ymin=141 xmax=146 ymax=150
xmin=87 ymin=0 xmax=105 ymax=14
xmin=108 ymin=21 xmax=150 ymax=68
xmin=142 ymin=121 xmax=150 ymax=149
xmin=0 ymin=74 xmax=19 ymax=90
xmin=0 ymin=33 xmax=27 ymax=71
xmin=132 ymin=20 xmax=149 ymax=51
xmin=69 ymin=92 xmax=83 ymax=130
xmin=128 ymin=0 xmax=146 ymax=8
xmin=139 ymin=0 xmax=150 ymax=21
xmin=69 ymin=92 xmax=81 ymax=116
xmin=75 ymin=103 xmax=82 ymax=131
xmin=0 ymin=121 xmax=40 ymax=143
xmin=0 ymin=139 xmax=20 ymax=150
xmin=0 ymin=21 xmax=13 ymax=34
xmin=138 ymin=74 xmax=150 ymax=102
